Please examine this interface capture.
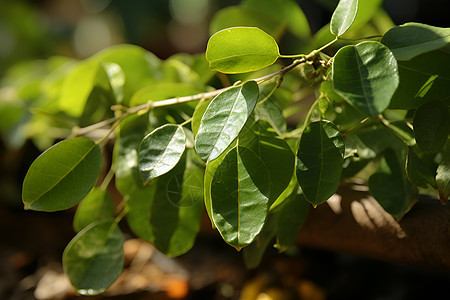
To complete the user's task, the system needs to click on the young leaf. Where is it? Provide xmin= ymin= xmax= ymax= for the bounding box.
xmin=195 ymin=81 xmax=259 ymax=162
xmin=73 ymin=188 xmax=115 ymax=232
xmin=296 ymin=121 xmax=345 ymax=206
xmin=211 ymin=145 xmax=270 ymax=249
xmin=138 ymin=124 xmax=186 ymax=183
xmin=333 ymin=41 xmax=399 ymax=116
xmin=206 ymin=27 xmax=280 ymax=74
xmin=63 ymin=221 xmax=124 ymax=295
xmin=413 ymin=101 xmax=449 ymax=154
xmin=330 ymin=0 xmax=358 ymax=37
xmin=436 ymin=147 xmax=450 ymax=204
xmin=381 ymin=23 xmax=450 ymax=61
xmin=22 ymin=137 xmax=102 ymax=212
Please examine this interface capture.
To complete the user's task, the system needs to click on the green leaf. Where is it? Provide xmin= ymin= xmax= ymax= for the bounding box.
xmin=381 ymin=23 xmax=450 ymax=61
xmin=436 ymin=147 xmax=450 ymax=204
xmin=195 ymin=81 xmax=259 ymax=162
xmin=276 ymin=186 xmax=310 ymax=251
xmin=206 ymin=27 xmax=280 ymax=74
xmin=242 ymin=0 xmax=310 ymax=38
xmin=73 ymin=188 xmax=115 ymax=233
xmin=369 ymin=149 xmax=417 ymax=220
xmin=243 ymin=212 xmax=278 ymax=268
xmin=22 ymin=137 xmax=102 ymax=212
xmin=192 ymin=98 xmax=211 ymax=137
xmin=138 ymin=124 xmax=186 ymax=183
xmin=330 ymin=0 xmax=358 ymax=37
xmin=94 ymin=44 xmax=162 ymax=106
xmin=239 ymin=120 xmax=295 ymax=203
xmin=102 ymin=62 xmax=125 ymax=103
xmin=209 ymin=6 xmax=285 ymax=41
xmin=127 ymin=151 xmax=204 ymax=257
xmin=296 ymin=121 xmax=344 ymax=206
xmin=211 ymin=145 xmax=270 ymax=249
xmin=389 ymin=49 xmax=450 ymax=110
xmin=413 ymin=101 xmax=449 ymax=154
xmin=333 ymin=41 xmax=399 ymax=116
xmin=130 ymin=83 xmax=204 ymax=106
xmin=63 ymin=221 xmax=124 ymax=295
xmin=406 ymin=147 xmax=437 ymax=189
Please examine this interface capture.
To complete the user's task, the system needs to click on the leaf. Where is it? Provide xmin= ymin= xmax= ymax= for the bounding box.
xmin=413 ymin=101 xmax=449 ymax=154
xmin=138 ymin=124 xmax=186 ymax=183
xmin=102 ymin=62 xmax=125 ymax=103
xmin=94 ymin=44 xmax=162 ymax=106
xmin=275 ymin=185 xmax=310 ymax=251
xmin=192 ymin=98 xmax=211 ymax=137
xmin=73 ymin=188 xmax=115 ymax=233
xmin=130 ymin=83 xmax=204 ymax=106
xmin=211 ymin=145 xmax=270 ymax=249
xmin=206 ymin=27 xmax=280 ymax=74
xmin=243 ymin=212 xmax=278 ymax=268
xmin=406 ymin=147 xmax=437 ymax=189
xmin=333 ymin=41 xmax=399 ymax=116
xmin=242 ymin=0 xmax=310 ymax=38
xmin=239 ymin=120 xmax=295 ymax=203
xmin=127 ymin=151 xmax=204 ymax=257
xmin=296 ymin=121 xmax=344 ymax=206
xmin=369 ymin=149 xmax=417 ymax=220
xmin=195 ymin=81 xmax=259 ymax=162
xmin=389 ymin=49 xmax=450 ymax=110
xmin=436 ymin=147 xmax=450 ymax=204
xmin=209 ymin=6 xmax=285 ymax=41
xmin=330 ymin=0 xmax=358 ymax=37
xmin=381 ymin=23 xmax=450 ymax=61
xmin=22 ymin=137 xmax=102 ymax=212
xmin=63 ymin=221 xmax=124 ymax=295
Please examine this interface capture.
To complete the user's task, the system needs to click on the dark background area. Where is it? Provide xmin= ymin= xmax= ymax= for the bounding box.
xmin=1 ymin=0 xmax=449 ymax=299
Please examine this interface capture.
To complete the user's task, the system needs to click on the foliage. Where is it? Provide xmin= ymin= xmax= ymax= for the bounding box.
xmin=1 ymin=0 xmax=447 ymax=294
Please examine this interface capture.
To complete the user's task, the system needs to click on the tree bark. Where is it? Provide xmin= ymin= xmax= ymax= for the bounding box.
xmin=296 ymin=183 xmax=450 ymax=271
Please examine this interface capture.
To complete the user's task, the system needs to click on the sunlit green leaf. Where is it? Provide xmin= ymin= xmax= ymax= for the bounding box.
xmin=130 ymin=83 xmax=204 ymax=106
xmin=242 ymin=0 xmax=310 ymax=38
xmin=138 ymin=124 xmax=186 ymax=183
xmin=413 ymin=101 xmax=449 ymax=154
xmin=330 ymin=0 xmax=358 ymax=37
xmin=102 ymin=62 xmax=125 ymax=103
xmin=211 ymin=145 xmax=270 ymax=249
xmin=195 ymin=81 xmax=259 ymax=162
xmin=22 ymin=137 xmax=101 ymax=212
xmin=63 ymin=221 xmax=124 ymax=295
xmin=73 ymin=188 xmax=115 ymax=233
xmin=209 ymin=6 xmax=285 ymax=40
xmin=206 ymin=27 xmax=280 ymax=74
xmin=296 ymin=121 xmax=344 ymax=206
xmin=333 ymin=41 xmax=399 ymax=116
xmin=382 ymin=23 xmax=450 ymax=61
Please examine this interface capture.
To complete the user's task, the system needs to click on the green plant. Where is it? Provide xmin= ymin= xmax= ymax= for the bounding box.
xmin=10 ymin=0 xmax=449 ymax=295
